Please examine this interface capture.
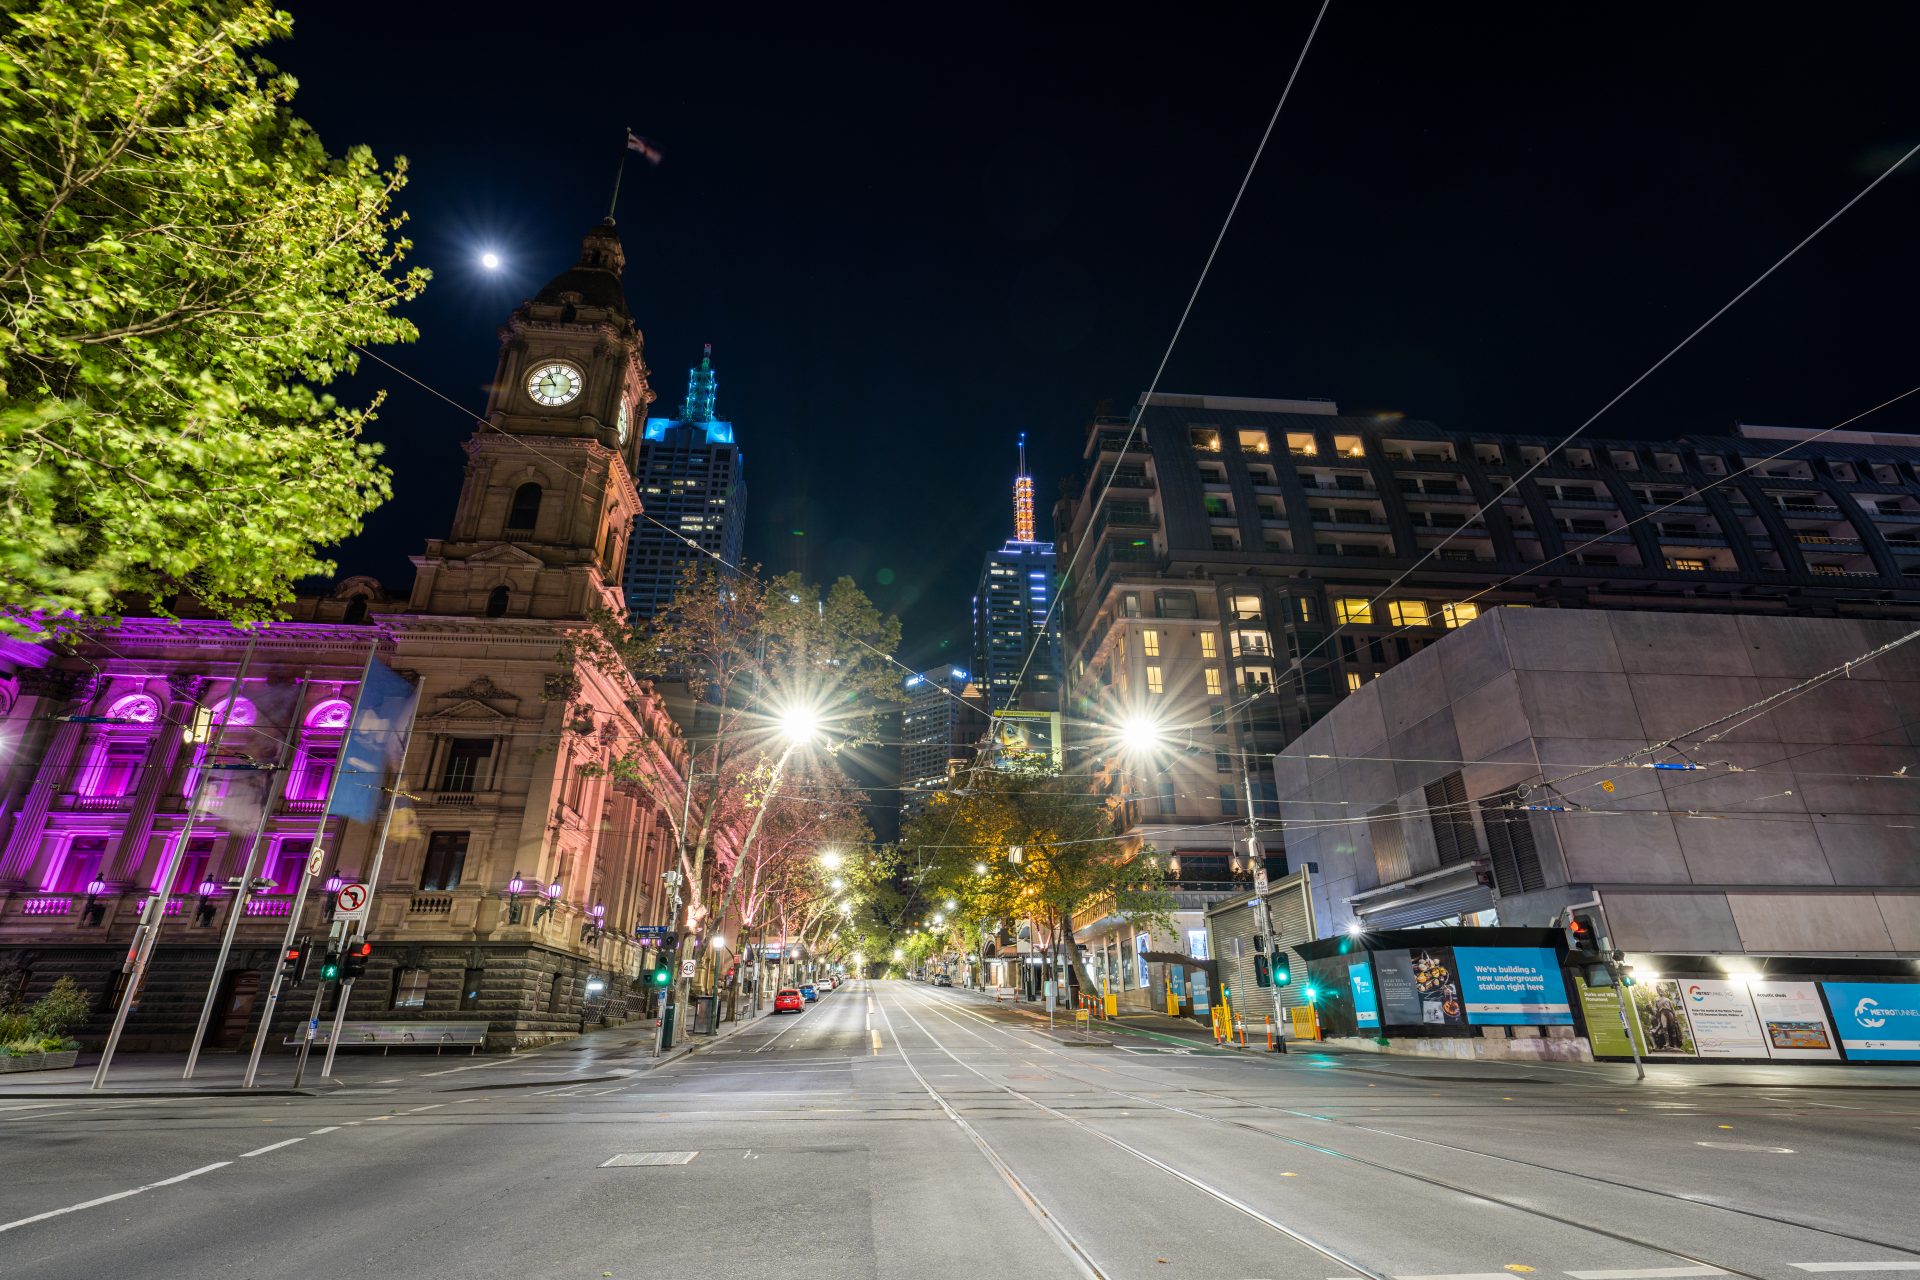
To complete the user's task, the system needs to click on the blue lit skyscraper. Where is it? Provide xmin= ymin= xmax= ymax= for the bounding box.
xmin=971 ymin=437 xmax=1061 ymax=711
xmin=621 ymin=345 xmax=747 ymax=620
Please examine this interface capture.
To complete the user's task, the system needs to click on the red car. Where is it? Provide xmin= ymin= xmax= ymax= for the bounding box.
xmin=774 ymin=988 xmax=804 ymax=1013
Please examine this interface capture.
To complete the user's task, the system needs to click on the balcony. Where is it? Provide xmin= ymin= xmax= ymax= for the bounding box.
xmin=1094 ymin=468 xmax=1153 ymax=492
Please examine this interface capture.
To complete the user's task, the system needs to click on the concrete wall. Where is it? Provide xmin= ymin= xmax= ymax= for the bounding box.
xmin=1274 ymin=607 xmax=1920 ymax=956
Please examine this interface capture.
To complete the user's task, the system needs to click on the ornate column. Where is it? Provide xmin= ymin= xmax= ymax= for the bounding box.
xmin=103 ymin=675 xmax=200 ymax=887
xmin=0 ymin=671 xmax=95 ymax=888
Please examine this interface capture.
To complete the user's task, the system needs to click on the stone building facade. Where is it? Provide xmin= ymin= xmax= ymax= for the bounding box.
xmin=0 ymin=221 xmax=710 ymax=1051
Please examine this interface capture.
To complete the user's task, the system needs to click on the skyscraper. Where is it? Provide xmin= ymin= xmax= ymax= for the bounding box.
xmin=620 ymin=344 xmax=747 ymax=620
xmin=897 ymin=663 xmax=980 ymax=824
xmin=971 ymin=435 xmax=1061 ymax=711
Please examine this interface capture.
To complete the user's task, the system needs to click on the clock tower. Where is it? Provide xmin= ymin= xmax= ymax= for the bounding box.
xmin=410 ymin=220 xmax=657 ymax=620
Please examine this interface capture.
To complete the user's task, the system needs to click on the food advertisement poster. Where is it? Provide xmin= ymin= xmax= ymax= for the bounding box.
xmin=1452 ymin=946 xmax=1574 ymax=1026
xmin=1822 ymin=981 xmax=1920 ymax=1062
xmin=1746 ymin=980 xmax=1839 ymax=1061
xmin=1372 ymin=946 xmax=1467 ymax=1027
xmin=1626 ymin=979 xmax=1697 ymax=1055
xmin=1677 ymin=979 xmax=1769 ymax=1058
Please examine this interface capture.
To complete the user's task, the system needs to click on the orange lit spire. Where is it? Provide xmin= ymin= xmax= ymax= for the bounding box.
xmin=1014 ymin=432 xmax=1035 ymax=542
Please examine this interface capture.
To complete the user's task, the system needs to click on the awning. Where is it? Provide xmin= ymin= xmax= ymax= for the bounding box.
xmin=1348 ymin=862 xmax=1494 ymax=930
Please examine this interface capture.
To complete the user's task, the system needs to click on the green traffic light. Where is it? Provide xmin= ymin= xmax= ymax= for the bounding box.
xmin=321 ymin=963 xmax=340 ymax=981
xmin=651 ymin=968 xmax=671 ymax=987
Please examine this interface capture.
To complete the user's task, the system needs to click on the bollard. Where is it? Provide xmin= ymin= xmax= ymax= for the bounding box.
xmin=1265 ymin=1016 xmax=1274 ymax=1051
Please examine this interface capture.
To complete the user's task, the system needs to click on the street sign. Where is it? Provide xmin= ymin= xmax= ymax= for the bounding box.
xmin=335 ymin=882 xmax=372 ymax=924
xmin=306 ymin=846 xmax=327 ymax=878
xmin=680 ymin=957 xmax=695 ymax=977
xmin=633 ymin=924 xmax=672 ymax=941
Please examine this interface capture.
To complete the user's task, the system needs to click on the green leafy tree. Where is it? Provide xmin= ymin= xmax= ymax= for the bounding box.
xmin=0 ymin=0 xmax=427 ymax=639
xmin=904 ymin=765 xmax=1173 ymax=997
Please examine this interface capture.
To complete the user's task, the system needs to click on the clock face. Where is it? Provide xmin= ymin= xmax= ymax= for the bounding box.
xmin=526 ymin=363 xmax=583 ymax=407
xmin=616 ymin=400 xmax=631 ymax=445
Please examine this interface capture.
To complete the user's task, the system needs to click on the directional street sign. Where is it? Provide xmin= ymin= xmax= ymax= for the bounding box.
xmin=335 ymin=882 xmax=372 ymax=924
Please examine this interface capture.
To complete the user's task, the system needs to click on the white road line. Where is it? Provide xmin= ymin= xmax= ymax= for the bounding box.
xmin=1791 ymin=1266 xmax=1920 ymax=1273
xmin=308 ymin=1126 xmax=340 ymax=1135
xmin=406 ymin=1104 xmax=445 ymax=1112
xmin=418 ymin=1057 xmax=522 ymax=1077
xmin=1397 ymin=1274 xmax=1529 ymax=1280
xmin=0 ymin=1102 xmax=71 ymax=1112
xmin=238 ymin=1138 xmax=305 ymax=1159
xmin=754 ymin=1007 xmax=808 ymax=1052
xmin=0 ymin=1161 xmax=230 ymax=1234
xmin=1566 ymin=1268 xmax=1726 ymax=1279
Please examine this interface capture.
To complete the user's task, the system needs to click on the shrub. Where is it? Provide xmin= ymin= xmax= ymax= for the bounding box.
xmin=26 ymin=977 xmax=92 ymax=1039
xmin=0 ymin=1012 xmax=28 ymax=1042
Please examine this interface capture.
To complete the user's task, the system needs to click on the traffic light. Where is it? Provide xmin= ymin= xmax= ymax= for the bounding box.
xmin=1253 ymin=954 xmax=1272 ymax=988
xmin=1301 ymin=982 xmax=1319 ymax=1004
xmin=282 ymin=935 xmax=313 ymax=984
xmin=650 ymin=966 xmax=671 ymax=988
xmin=1565 ymin=910 xmax=1603 ymax=955
xmin=319 ymin=948 xmax=342 ymax=982
xmin=1271 ymin=953 xmax=1292 ymax=987
xmin=342 ymin=938 xmax=372 ymax=979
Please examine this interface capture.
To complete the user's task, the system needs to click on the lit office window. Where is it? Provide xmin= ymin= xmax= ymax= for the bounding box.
xmin=1441 ymin=602 xmax=1480 ymax=629
xmin=1204 ymin=668 xmax=1222 ymax=696
xmin=1387 ymin=600 xmax=1429 ymax=628
xmin=1346 ymin=671 xmax=1363 ymax=693
xmin=1334 ymin=597 xmax=1373 ymax=625
xmin=1146 ymin=665 xmax=1164 ymax=695
xmin=1141 ymin=629 xmax=1160 ymax=657
xmin=1199 ymin=633 xmax=1218 ymax=659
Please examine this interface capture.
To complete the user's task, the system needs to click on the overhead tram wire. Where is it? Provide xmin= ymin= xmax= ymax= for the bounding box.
xmin=347 ymin=343 xmax=977 ymax=724
xmin=993 ymin=0 xmax=1334 ymax=718
xmin=1281 ymin=136 xmax=1920 ymax=682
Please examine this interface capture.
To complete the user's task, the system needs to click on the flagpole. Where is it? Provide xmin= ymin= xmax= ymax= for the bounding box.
xmin=93 ymin=630 xmax=260 ymax=1091
xmin=609 ymin=127 xmax=630 ymax=220
xmin=244 ymin=636 xmax=383 ymax=1088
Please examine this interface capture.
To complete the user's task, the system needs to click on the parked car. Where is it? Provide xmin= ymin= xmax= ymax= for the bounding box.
xmin=800 ymin=983 xmax=819 ymax=1002
xmin=774 ymin=988 xmax=804 ymax=1013
xmin=933 ymin=974 xmax=953 ymax=988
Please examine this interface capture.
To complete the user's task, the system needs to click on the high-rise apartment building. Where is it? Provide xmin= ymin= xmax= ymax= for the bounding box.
xmin=897 ymin=664 xmax=982 ymax=824
xmin=620 ymin=345 xmax=746 ymax=620
xmin=1053 ymin=392 xmax=1920 ymax=882
xmin=971 ymin=437 xmax=1062 ymax=712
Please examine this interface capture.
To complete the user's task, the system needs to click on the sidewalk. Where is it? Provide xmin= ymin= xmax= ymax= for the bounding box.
xmin=0 ymin=999 xmax=778 ymax=1098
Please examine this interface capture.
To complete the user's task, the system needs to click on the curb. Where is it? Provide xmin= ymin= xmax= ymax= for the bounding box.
xmin=0 ymin=1088 xmax=314 ymax=1098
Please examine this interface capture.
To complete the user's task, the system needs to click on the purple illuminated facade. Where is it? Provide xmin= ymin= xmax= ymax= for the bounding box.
xmin=0 ymin=221 xmax=698 ymax=1050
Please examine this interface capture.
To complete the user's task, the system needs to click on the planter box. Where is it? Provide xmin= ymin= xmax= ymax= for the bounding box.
xmin=0 ymin=1049 xmax=79 ymax=1072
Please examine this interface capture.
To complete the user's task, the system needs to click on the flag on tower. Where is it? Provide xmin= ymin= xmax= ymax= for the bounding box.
xmin=626 ymin=131 xmax=664 ymax=164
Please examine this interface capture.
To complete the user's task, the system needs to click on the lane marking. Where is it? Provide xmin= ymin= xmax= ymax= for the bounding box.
xmin=871 ymin=1029 xmax=883 ymax=1052
xmin=0 ymin=1102 xmax=72 ymax=1112
xmin=1398 ymin=1274 xmax=1536 ymax=1279
xmin=308 ymin=1126 xmax=340 ymax=1135
xmin=406 ymin=1104 xmax=445 ymax=1113
xmin=1566 ymin=1269 xmax=1726 ymax=1278
xmin=0 ymin=1161 xmax=229 ymax=1235
xmin=1791 ymin=1267 xmax=1920 ymax=1273
xmin=239 ymin=1138 xmax=305 ymax=1159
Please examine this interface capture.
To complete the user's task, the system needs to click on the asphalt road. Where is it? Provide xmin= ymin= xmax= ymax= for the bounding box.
xmin=3 ymin=978 xmax=1918 ymax=1280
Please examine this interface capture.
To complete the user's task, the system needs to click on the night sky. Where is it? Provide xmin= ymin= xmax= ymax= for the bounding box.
xmin=283 ymin=5 xmax=1920 ymax=672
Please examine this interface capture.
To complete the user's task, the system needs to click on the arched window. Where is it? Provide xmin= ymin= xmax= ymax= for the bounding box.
xmin=506 ymin=482 xmax=542 ymax=532
xmin=288 ymin=698 xmax=352 ymax=804
xmin=342 ymin=594 xmax=369 ymax=625
xmin=486 ymin=585 xmax=510 ymax=617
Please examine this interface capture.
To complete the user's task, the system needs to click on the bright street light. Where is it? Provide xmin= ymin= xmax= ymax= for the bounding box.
xmin=932 ymin=913 xmax=945 ymax=926
xmin=974 ymin=862 xmax=988 ymax=876
xmin=779 ymin=703 xmax=822 ymax=743
xmin=819 ymin=849 xmax=844 ymax=871
xmin=711 ymin=934 xmax=729 ymax=949
xmin=891 ymin=948 xmax=904 ymax=962
xmin=838 ymin=901 xmax=853 ymax=916
xmin=944 ymin=898 xmax=958 ymax=912
xmin=830 ymin=877 xmax=845 ymax=891
xmin=1119 ymin=714 xmax=1162 ymax=753
xmin=1345 ymin=921 xmax=1364 ymax=937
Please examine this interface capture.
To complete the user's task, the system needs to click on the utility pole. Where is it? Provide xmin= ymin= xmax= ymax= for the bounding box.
xmin=94 ymin=632 xmax=260 ymax=1091
xmin=320 ymin=764 xmax=416 ymax=1079
xmin=1239 ymin=741 xmax=1287 ymax=1052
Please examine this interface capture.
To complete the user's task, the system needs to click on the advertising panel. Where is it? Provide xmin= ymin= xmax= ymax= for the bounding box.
xmin=1575 ymin=976 xmax=1639 ymax=1058
xmin=1625 ymin=980 xmax=1697 ymax=1056
xmin=1746 ymin=980 xmax=1839 ymax=1061
xmin=1678 ymin=979 xmax=1769 ymax=1058
xmin=1349 ymin=960 xmax=1381 ymax=1030
xmin=1452 ymin=946 xmax=1574 ymax=1026
xmin=1822 ymin=981 xmax=1920 ymax=1062
xmin=1373 ymin=946 xmax=1467 ymax=1027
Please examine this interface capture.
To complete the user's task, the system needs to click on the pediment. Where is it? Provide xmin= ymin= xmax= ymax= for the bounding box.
xmin=467 ymin=543 xmax=547 ymax=568
xmin=421 ymin=698 xmax=514 ymax=722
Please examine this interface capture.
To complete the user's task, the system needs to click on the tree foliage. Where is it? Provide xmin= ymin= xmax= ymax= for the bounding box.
xmin=902 ymin=765 xmax=1174 ymax=992
xmin=0 ymin=0 xmax=427 ymax=639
